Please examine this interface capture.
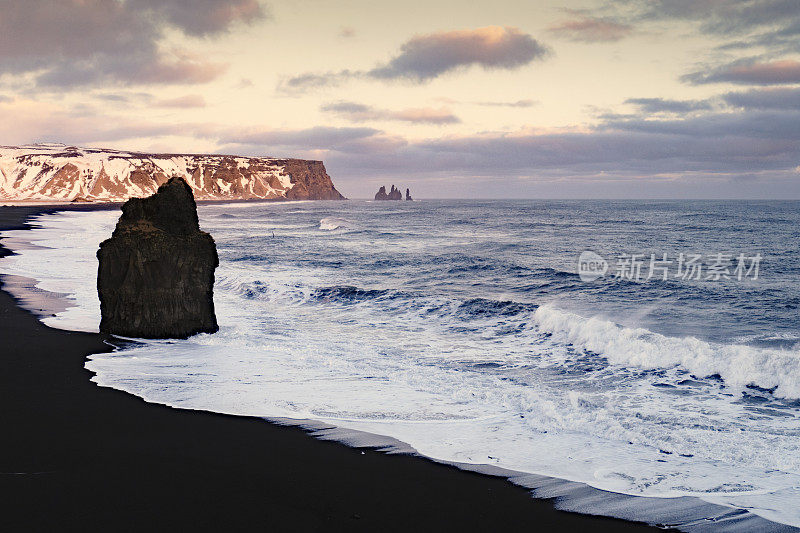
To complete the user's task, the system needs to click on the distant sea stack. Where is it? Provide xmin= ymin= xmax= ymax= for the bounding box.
xmin=97 ymin=177 xmax=219 ymax=339
xmin=375 ymin=185 xmax=412 ymax=201
xmin=405 ymin=188 xmax=413 ymax=201
xmin=0 ymin=144 xmax=345 ymax=202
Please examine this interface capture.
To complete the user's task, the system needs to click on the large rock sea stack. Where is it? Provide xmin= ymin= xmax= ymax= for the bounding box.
xmin=97 ymin=177 xmax=219 ymax=339
xmin=374 ymin=185 xmax=404 ymax=200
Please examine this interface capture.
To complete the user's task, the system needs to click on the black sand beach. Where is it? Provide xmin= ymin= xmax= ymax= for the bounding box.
xmin=0 ymin=205 xmax=659 ymax=532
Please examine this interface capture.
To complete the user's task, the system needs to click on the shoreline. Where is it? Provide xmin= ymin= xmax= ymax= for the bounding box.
xmin=0 ymin=204 xmax=780 ymax=531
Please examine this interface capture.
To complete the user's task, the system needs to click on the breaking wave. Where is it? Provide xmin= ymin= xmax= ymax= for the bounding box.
xmin=533 ymin=305 xmax=800 ymax=399
xmin=319 ymin=217 xmax=349 ymax=231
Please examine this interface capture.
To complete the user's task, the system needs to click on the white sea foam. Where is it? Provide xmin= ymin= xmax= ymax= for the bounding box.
xmin=2 ymin=206 xmax=799 ymax=530
xmin=0 ymin=210 xmax=117 ymax=331
xmin=319 ymin=217 xmax=348 ymax=231
xmin=533 ymin=305 xmax=800 ymax=398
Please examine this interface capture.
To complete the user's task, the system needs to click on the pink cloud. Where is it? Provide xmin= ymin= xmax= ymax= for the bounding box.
xmin=684 ymin=59 xmax=800 ymax=85
xmin=155 ymin=95 xmax=207 ymax=108
xmin=548 ymin=15 xmax=633 ymax=43
xmin=321 ymin=101 xmax=460 ymax=124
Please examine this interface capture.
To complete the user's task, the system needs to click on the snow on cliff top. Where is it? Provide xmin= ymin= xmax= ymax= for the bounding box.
xmin=0 ymin=144 xmax=285 ymax=164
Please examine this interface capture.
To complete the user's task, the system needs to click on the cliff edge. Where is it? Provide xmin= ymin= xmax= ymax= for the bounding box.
xmin=0 ymin=144 xmax=346 ymax=202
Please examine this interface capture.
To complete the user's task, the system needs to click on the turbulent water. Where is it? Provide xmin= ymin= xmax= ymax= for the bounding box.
xmin=2 ymin=200 xmax=800 ymax=528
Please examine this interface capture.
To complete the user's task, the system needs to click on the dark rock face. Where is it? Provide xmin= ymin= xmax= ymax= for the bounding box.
xmin=282 ymin=160 xmax=346 ymax=200
xmin=405 ymin=188 xmax=413 ymax=201
xmin=97 ymin=177 xmax=219 ymax=339
xmin=375 ymin=185 xmax=404 ymax=200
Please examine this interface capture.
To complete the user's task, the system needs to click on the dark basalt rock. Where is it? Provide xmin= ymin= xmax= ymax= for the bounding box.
xmin=374 ymin=184 xmax=404 ymax=200
xmin=405 ymin=188 xmax=413 ymax=201
xmin=97 ymin=177 xmax=219 ymax=339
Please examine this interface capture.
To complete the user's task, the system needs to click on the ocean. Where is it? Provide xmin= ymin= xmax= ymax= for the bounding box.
xmin=2 ymin=200 xmax=799 ymax=529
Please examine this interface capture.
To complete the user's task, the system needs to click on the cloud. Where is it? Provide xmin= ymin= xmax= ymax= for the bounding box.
xmin=92 ymin=92 xmax=154 ymax=105
xmin=0 ymin=98 xmax=192 ymax=145
xmin=634 ymin=0 xmax=793 ymax=36
xmin=320 ymin=102 xmax=371 ymax=115
xmin=723 ymin=87 xmax=800 ymax=110
xmin=0 ymin=100 xmax=384 ymax=159
xmin=314 ymin=108 xmax=800 ymax=186
xmin=137 ymin=53 xmax=229 ymax=85
xmin=0 ymin=0 xmax=265 ymax=88
xmin=434 ymin=97 xmax=537 ymax=107
xmin=475 ymin=99 xmax=537 ymax=108
xmin=683 ymin=59 xmax=800 ymax=85
xmin=548 ymin=15 xmax=633 ymax=43
xmin=129 ymin=0 xmax=266 ymax=36
xmin=213 ymin=103 xmax=800 ymax=189
xmin=625 ymin=0 xmax=800 ymax=53
xmin=155 ymin=95 xmax=207 ymax=108
xmin=321 ymin=101 xmax=460 ymax=124
xmin=625 ymin=97 xmax=712 ymax=113
xmin=277 ymin=71 xmax=354 ymax=94
xmin=368 ymin=26 xmax=549 ymax=81
xmin=279 ymin=26 xmax=549 ymax=92
xmin=391 ymin=108 xmax=460 ymax=124
xmin=222 ymin=126 xmax=381 ymax=151
xmin=633 ymin=2 xmax=800 ymax=89
xmin=32 ymin=49 xmax=229 ymax=88
xmin=601 ymin=109 xmax=800 ymax=141
xmin=339 ymin=27 xmax=356 ymax=38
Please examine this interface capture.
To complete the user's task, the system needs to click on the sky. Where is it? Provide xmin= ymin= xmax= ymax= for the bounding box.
xmin=1 ymin=0 xmax=799 ymax=199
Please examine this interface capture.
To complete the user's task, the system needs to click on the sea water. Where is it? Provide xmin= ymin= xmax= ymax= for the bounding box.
xmin=2 ymin=200 xmax=799 ymax=529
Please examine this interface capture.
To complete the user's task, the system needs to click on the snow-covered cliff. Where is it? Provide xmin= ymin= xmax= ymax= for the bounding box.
xmin=0 ymin=144 xmax=345 ymax=202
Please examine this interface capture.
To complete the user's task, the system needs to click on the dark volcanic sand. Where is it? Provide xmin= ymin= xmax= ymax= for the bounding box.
xmin=0 ymin=205 xmax=660 ymax=532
